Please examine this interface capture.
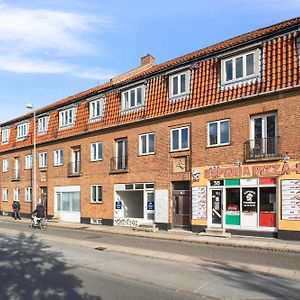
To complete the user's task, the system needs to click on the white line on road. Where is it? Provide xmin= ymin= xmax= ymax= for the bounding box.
xmin=193 ymin=279 xmax=218 ymax=293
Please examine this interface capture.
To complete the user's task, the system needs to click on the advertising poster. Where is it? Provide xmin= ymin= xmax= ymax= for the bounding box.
xmin=192 ymin=186 xmax=207 ymax=219
xmin=281 ymin=180 xmax=300 ymax=220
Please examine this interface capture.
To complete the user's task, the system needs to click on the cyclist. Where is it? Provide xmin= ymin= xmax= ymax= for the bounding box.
xmin=32 ymin=200 xmax=46 ymax=226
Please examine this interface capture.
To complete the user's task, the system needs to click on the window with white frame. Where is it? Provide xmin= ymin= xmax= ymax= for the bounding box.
xmin=208 ymin=119 xmax=230 ymax=146
xmin=17 ymin=122 xmax=29 ymax=140
xmin=139 ymin=133 xmax=155 ymax=155
xmin=89 ymin=96 xmax=105 ymax=120
xmin=1 ymin=127 xmax=10 ymax=144
xmin=25 ymin=154 xmax=32 ymax=169
xmin=2 ymin=188 xmax=8 ymax=201
xmin=91 ymin=185 xmax=103 ymax=203
xmin=2 ymin=159 xmax=8 ymax=172
xmin=121 ymin=85 xmax=145 ymax=111
xmin=13 ymin=188 xmax=20 ymax=201
xmin=90 ymin=142 xmax=102 ymax=161
xmin=38 ymin=116 xmax=49 ymax=134
xmin=221 ymin=49 xmax=260 ymax=85
xmin=59 ymin=107 xmax=75 ymax=128
xmin=169 ymin=70 xmax=191 ymax=98
xmin=25 ymin=187 xmax=32 ymax=202
xmin=54 ymin=149 xmax=64 ymax=166
xmin=39 ymin=152 xmax=47 ymax=168
xmin=170 ymin=126 xmax=189 ymax=151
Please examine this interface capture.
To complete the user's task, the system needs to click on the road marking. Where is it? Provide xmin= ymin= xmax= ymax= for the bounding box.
xmin=193 ymin=279 xmax=218 ymax=292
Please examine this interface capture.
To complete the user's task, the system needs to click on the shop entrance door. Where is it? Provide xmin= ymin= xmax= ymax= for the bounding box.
xmin=173 ymin=190 xmax=190 ymax=228
xmin=211 ymin=189 xmax=222 ymax=227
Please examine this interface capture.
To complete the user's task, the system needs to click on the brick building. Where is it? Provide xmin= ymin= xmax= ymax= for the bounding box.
xmin=1 ymin=17 xmax=300 ymax=239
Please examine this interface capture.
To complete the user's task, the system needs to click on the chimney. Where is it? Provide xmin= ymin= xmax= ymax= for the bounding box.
xmin=141 ymin=54 xmax=155 ymax=67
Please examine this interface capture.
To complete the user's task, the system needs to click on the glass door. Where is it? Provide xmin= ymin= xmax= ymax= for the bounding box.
xmin=211 ymin=189 xmax=222 ymax=227
xmin=241 ymin=188 xmax=258 ymax=227
xmin=116 ymin=139 xmax=128 ymax=170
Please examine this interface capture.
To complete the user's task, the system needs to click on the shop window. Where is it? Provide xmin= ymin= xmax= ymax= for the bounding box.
xmin=259 ymin=187 xmax=276 ymax=227
xmin=226 ymin=188 xmax=240 ymax=225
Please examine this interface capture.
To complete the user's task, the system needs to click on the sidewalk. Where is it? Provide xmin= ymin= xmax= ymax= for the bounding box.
xmin=2 ymin=215 xmax=300 ymax=254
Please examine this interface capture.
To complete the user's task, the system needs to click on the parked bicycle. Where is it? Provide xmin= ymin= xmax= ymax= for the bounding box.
xmin=30 ymin=214 xmax=47 ymax=231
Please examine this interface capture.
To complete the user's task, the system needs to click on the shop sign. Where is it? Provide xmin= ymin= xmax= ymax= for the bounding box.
xmin=204 ymin=162 xmax=300 ymax=179
xmin=115 ymin=202 xmax=122 ymax=210
xmin=281 ymin=179 xmax=300 ymax=220
xmin=147 ymin=201 xmax=155 ymax=210
xmin=242 ymin=189 xmax=257 ymax=211
xmin=192 ymin=186 xmax=207 ymax=219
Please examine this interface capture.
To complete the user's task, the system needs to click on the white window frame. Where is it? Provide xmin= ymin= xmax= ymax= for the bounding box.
xmin=1 ymin=127 xmax=10 ymax=144
xmin=250 ymin=113 xmax=277 ymax=140
xmin=139 ymin=133 xmax=155 ymax=155
xmin=39 ymin=152 xmax=47 ymax=168
xmin=59 ymin=107 xmax=76 ymax=128
xmin=89 ymin=96 xmax=105 ymax=120
xmin=2 ymin=159 xmax=8 ymax=172
xmin=17 ymin=122 xmax=29 ymax=140
xmin=207 ymin=119 xmax=230 ymax=147
xmin=121 ymin=85 xmax=145 ymax=112
xmin=54 ymin=149 xmax=64 ymax=166
xmin=169 ymin=70 xmax=191 ymax=99
xmin=221 ymin=49 xmax=260 ymax=85
xmin=25 ymin=154 xmax=32 ymax=169
xmin=25 ymin=187 xmax=32 ymax=202
xmin=13 ymin=188 xmax=20 ymax=201
xmin=38 ymin=116 xmax=49 ymax=134
xmin=91 ymin=185 xmax=103 ymax=203
xmin=90 ymin=142 xmax=103 ymax=161
xmin=2 ymin=188 xmax=8 ymax=201
xmin=170 ymin=126 xmax=190 ymax=152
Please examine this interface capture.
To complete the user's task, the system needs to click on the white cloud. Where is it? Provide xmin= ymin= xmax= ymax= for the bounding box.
xmin=0 ymin=1 xmax=116 ymax=79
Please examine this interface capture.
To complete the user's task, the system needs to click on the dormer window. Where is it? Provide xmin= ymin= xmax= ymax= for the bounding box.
xmin=89 ymin=96 xmax=105 ymax=120
xmin=38 ymin=116 xmax=49 ymax=134
xmin=169 ymin=70 xmax=191 ymax=99
xmin=59 ymin=106 xmax=76 ymax=129
xmin=121 ymin=85 xmax=145 ymax=112
xmin=17 ymin=122 xmax=29 ymax=140
xmin=1 ymin=127 xmax=10 ymax=144
xmin=221 ymin=49 xmax=260 ymax=86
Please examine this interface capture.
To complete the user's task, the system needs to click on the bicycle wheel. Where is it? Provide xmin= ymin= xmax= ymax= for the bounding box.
xmin=40 ymin=219 xmax=47 ymax=231
xmin=29 ymin=219 xmax=35 ymax=229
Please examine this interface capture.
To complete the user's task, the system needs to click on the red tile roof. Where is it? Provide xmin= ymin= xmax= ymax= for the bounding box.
xmin=1 ymin=16 xmax=300 ymax=151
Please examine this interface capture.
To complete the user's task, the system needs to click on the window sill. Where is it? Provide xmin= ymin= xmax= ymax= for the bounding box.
xmin=90 ymin=201 xmax=103 ymax=204
xmin=221 ymin=76 xmax=259 ymax=89
xmin=121 ymin=105 xmax=145 ymax=114
xmin=138 ymin=152 xmax=156 ymax=157
xmin=206 ymin=143 xmax=231 ymax=149
xmin=90 ymin=159 xmax=103 ymax=162
xmin=89 ymin=116 xmax=103 ymax=123
xmin=170 ymin=148 xmax=190 ymax=153
xmin=169 ymin=92 xmax=191 ymax=101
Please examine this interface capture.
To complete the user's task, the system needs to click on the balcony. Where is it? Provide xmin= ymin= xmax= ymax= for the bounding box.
xmin=11 ymin=169 xmax=21 ymax=181
xmin=68 ymin=162 xmax=81 ymax=177
xmin=110 ymin=156 xmax=128 ymax=173
xmin=245 ymin=137 xmax=281 ymax=161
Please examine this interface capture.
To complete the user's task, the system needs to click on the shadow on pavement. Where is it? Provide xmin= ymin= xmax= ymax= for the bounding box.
xmin=0 ymin=232 xmax=101 ymax=300
xmin=202 ymin=260 xmax=300 ymax=299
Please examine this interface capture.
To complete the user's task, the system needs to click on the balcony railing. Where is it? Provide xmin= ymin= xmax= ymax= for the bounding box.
xmin=110 ymin=156 xmax=128 ymax=173
xmin=68 ymin=162 xmax=81 ymax=176
xmin=12 ymin=169 xmax=21 ymax=181
xmin=245 ymin=137 xmax=280 ymax=160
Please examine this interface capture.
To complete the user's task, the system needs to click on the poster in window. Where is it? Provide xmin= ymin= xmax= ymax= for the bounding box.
xmin=242 ymin=188 xmax=257 ymax=212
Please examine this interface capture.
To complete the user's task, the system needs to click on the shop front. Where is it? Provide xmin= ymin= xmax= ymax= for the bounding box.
xmin=191 ymin=161 xmax=300 ymax=239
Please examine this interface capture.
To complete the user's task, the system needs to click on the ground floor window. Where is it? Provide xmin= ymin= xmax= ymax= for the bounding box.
xmin=114 ymin=183 xmax=155 ymax=226
xmin=56 ymin=191 xmax=80 ymax=212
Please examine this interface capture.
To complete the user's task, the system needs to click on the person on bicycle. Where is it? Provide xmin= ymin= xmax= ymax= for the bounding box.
xmin=32 ymin=200 xmax=46 ymax=226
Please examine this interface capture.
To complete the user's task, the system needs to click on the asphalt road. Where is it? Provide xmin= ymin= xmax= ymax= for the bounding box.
xmin=1 ymin=223 xmax=300 ymax=300
xmin=1 ymin=219 xmax=300 ymax=270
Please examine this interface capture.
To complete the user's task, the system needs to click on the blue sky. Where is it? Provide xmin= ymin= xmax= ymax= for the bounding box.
xmin=0 ymin=0 xmax=299 ymax=123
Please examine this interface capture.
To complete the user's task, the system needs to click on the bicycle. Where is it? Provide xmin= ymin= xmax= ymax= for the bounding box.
xmin=30 ymin=216 xmax=48 ymax=231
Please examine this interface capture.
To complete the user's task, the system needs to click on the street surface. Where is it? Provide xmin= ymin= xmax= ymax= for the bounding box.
xmin=1 ymin=220 xmax=300 ymax=299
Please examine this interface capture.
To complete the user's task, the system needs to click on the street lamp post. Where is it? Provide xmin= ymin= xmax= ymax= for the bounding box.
xmin=26 ymin=103 xmax=37 ymax=210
